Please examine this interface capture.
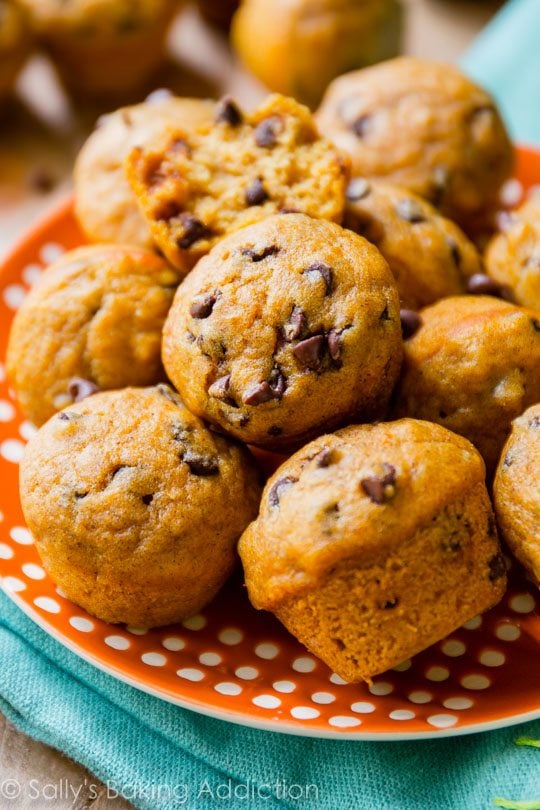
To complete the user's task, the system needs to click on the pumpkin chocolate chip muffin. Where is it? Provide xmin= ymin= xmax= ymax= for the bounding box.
xmin=485 ymin=193 xmax=540 ymax=309
xmin=75 ymin=95 xmax=216 ymax=248
xmin=494 ymin=404 xmax=540 ymax=585
xmin=239 ymin=419 xmax=506 ymax=683
xmin=393 ymin=296 xmax=540 ymax=477
xmin=344 ymin=179 xmax=481 ymax=309
xmin=7 ymin=244 xmax=181 ymax=426
xmin=20 ymin=386 xmax=262 ymax=627
xmin=316 ymin=57 xmax=513 ymax=232
xmin=162 ymin=214 xmax=402 ymax=451
xmin=125 ymin=93 xmax=350 ymax=273
xmin=0 ymin=0 xmax=32 ymax=101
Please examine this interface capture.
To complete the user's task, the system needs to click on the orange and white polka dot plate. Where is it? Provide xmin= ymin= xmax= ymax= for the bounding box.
xmin=1 ymin=148 xmax=539 ymax=740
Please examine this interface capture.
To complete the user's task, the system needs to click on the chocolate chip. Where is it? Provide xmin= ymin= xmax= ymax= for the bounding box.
xmin=530 ymin=416 xmax=540 ymax=428
xmin=400 ymin=309 xmax=422 ymax=339
xmin=58 ymin=412 xmax=71 ymax=421
xmin=466 ymin=273 xmax=504 ymax=297
xmin=241 ymin=245 xmax=280 ymax=262
xmin=447 ymin=238 xmax=462 ymax=268
xmin=254 ymin=116 xmax=281 ymax=148
xmin=208 ymin=375 xmax=234 ymax=404
xmin=75 ymin=491 xmax=88 ymax=500
xmin=215 ymin=96 xmax=243 ymax=126
xmin=351 ymin=115 xmax=371 ymax=137
xmin=245 ymin=178 xmax=269 ymax=206
xmin=283 ymin=306 xmax=306 ymax=342
xmin=382 ymin=598 xmax=399 ymax=610
xmin=488 ymin=553 xmax=506 ymax=582
xmin=346 ymin=178 xmax=371 ymax=201
xmin=442 ymin=538 xmax=461 ymax=552
xmin=315 ymin=447 xmax=335 ymax=468
xmin=186 ymin=330 xmax=196 ymax=343
xmin=178 ymin=214 xmax=210 ymax=249
xmin=158 ymin=384 xmax=182 ymax=405
xmin=379 ymin=304 xmax=391 ymax=322
xmin=28 ymin=167 xmax=55 ymax=194
xmin=360 ymin=463 xmax=396 ymax=505
xmin=268 ymin=425 xmax=283 ymax=436
xmin=396 ymin=198 xmax=426 ymax=224
xmin=302 ymin=262 xmax=333 ymax=294
xmin=327 ymin=329 xmax=344 ymax=363
xmin=502 ymin=453 xmax=514 ymax=468
xmin=243 ymin=381 xmax=275 ymax=406
xmin=141 ymin=494 xmax=154 ymax=505
xmin=190 ymin=293 xmax=216 ymax=319
xmin=183 ymin=452 xmax=219 ymax=476
xmin=269 ymin=366 xmax=287 ymax=398
xmin=268 ymin=475 xmax=297 ymax=507
xmin=68 ymin=377 xmax=99 ymax=403
xmin=156 ymin=200 xmax=183 ymax=222
xmin=532 ymin=318 xmax=540 ymax=333
xmin=293 ymin=334 xmax=325 ymax=370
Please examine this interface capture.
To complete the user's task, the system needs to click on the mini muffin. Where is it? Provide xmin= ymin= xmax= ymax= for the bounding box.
xmin=17 ymin=0 xmax=178 ymax=97
xmin=196 ymin=0 xmax=238 ymax=30
xmin=316 ymin=57 xmax=513 ymax=232
xmin=494 ymin=404 xmax=540 ymax=585
xmin=344 ymin=179 xmax=481 ymax=309
xmin=239 ymin=419 xmax=506 ymax=683
xmin=163 ymin=214 xmax=402 ymax=450
xmin=0 ymin=1 xmax=32 ymax=101
xmin=125 ymin=93 xmax=349 ymax=273
xmin=485 ymin=193 xmax=540 ymax=309
xmin=7 ymin=244 xmax=180 ymax=426
xmin=20 ymin=386 xmax=262 ymax=627
xmin=231 ymin=0 xmax=402 ymax=108
xmin=75 ymin=95 xmax=215 ymax=247
xmin=393 ymin=296 xmax=540 ymax=476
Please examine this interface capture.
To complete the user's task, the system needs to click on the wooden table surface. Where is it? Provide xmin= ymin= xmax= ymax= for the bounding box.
xmin=0 ymin=0 xmax=502 ymax=806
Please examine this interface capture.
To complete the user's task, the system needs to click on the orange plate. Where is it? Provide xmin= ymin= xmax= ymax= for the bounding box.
xmin=1 ymin=149 xmax=540 ymax=740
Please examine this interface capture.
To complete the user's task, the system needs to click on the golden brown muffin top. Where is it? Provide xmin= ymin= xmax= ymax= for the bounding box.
xmin=17 ymin=0 xmax=177 ymax=34
xmin=0 ymin=1 xmax=30 ymax=51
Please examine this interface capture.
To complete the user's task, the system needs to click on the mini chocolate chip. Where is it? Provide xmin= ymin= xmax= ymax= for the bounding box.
xmin=502 ymin=453 xmax=514 ymax=468
xmin=241 ymin=244 xmax=280 ymax=262
xmin=361 ymin=463 xmax=396 ymax=505
xmin=327 ymin=328 xmax=343 ymax=363
xmin=142 ymin=494 xmax=154 ymax=505
xmin=215 ymin=96 xmax=243 ymax=126
xmin=293 ymin=334 xmax=325 ymax=370
xmin=400 ymin=309 xmax=422 ymax=339
xmin=302 ymin=262 xmax=333 ymax=294
xmin=254 ymin=116 xmax=281 ymax=148
xmin=183 ymin=452 xmax=219 ymax=476
xmin=190 ymin=293 xmax=216 ymax=319
xmin=156 ymin=200 xmax=183 ymax=222
xmin=396 ymin=198 xmax=426 ymax=224
xmin=488 ymin=553 xmax=506 ymax=582
xmin=447 ymin=238 xmax=462 ymax=268
xmin=243 ymin=381 xmax=275 ymax=406
xmin=315 ymin=447 xmax=335 ymax=468
xmin=466 ymin=273 xmax=504 ymax=297
xmin=186 ymin=330 xmax=196 ymax=343
xmin=442 ymin=538 xmax=461 ymax=552
xmin=208 ymin=375 xmax=233 ymax=402
xmin=346 ymin=178 xmax=371 ymax=201
xmin=178 ymin=214 xmax=210 ymax=249
xmin=532 ymin=318 xmax=540 ymax=333
xmin=68 ymin=377 xmax=99 ymax=403
xmin=268 ymin=425 xmax=283 ymax=436
xmin=379 ymin=303 xmax=391 ymax=322
xmin=382 ymin=598 xmax=399 ymax=610
xmin=245 ymin=178 xmax=269 ymax=206
xmin=75 ymin=491 xmax=88 ymax=500
xmin=283 ymin=306 xmax=306 ymax=342
xmin=269 ymin=366 xmax=287 ymax=398
xmin=351 ymin=115 xmax=371 ymax=137
xmin=58 ymin=412 xmax=71 ymax=421
xmin=268 ymin=475 xmax=297 ymax=507
xmin=530 ymin=416 xmax=540 ymax=428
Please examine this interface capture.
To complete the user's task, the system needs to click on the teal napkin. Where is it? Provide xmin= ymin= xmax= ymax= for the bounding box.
xmin=461 ymin=0 xmax=540 ymax=145
xmin=1 ymin=592 xmax=539 ymax=809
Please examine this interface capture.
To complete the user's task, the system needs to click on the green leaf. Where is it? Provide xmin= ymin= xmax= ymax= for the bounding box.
xmin=515 ymin=738 xmax=540 ymax=749
xmin=493 ymin=799 xmax=540 ymax=809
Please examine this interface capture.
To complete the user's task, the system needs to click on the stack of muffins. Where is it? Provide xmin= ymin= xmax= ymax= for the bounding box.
xmin=9 ymin=57 xmax=540 ymax=684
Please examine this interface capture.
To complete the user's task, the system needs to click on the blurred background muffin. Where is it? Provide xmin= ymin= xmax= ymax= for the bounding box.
xmin=232 ymin=0 xmax=403 ymax=108
xmin=0 ymin=0 xmax=32 ymax=102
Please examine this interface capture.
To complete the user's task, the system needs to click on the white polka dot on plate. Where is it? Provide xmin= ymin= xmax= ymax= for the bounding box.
xmin=10 ymin=527 xmax=32 ymax=545
xmin=22 ymin=563 xmax=45 ymax=580
xmin=461 ymin=674 xmax=491 ymax=690
xmin=214 ymin=682 xmax=242 ymax=696
xmin=69 ymin=616 xmax=94 ymax=633
xmin=55 ymin=587 xmax=67 ymax=599
xmin=495 ymin=623 xmax=521 ymax=642
xmin=425 ymin=666 xmax=450 ymax=682
xmin=272 ymin=680 xmax=296 ymax=693
xmin=0 ymin=543 xmax=14 ymax=559
xmin=1 ymin=439 xmax=25 ymax=463
xmin=290 ymin=706 xmax=319 ymax=720
xmin=478 ymin=649 xmax=506 ymax=667
xmin=2 ymin=576 xmax=26 ymax=593
xmin=19 ymin=421 xmax=37 ymax=441
xmin=389 ymin=710 xmax=415 ymax=721
xmin=441 ymin=640 xmax=466 ymax=657
xmin=22 ymin=264 xmax=42 ymax=286
xmin=328 ymin=716 xmax=362 ymax=729
xmin=33 ymin=596 xmax=60 ymax=613
xmin=218 ymin=627 xmax=243 ymax=645
xmin=443 ymin=697 xmax=474 ymax=711
xmin=369 ymin=682 xmax=393 ymax=696
xmin=182 ymin=614 xmax=207 ymax=630
xmin=235 ymin=666 xmax=259 ymax=681
xmin=252 ymin=694 xmax=281 ymax=709
xmin=39 ymin=242 xmax=65 ymax=264
xmin=292 ymin=656 xmax=316 ymax=673
xmin=462 ymin=616 xmax=482 ymax=630
xmin=162 ymin=637 xmax=185 ymax=651
xmin=408 ymin=691 xmax=433 ymax=705
xmin=3 ymin=284 xmax=27 ymax=310
xmin=0 ymin=400 xmax=15 ymax=422
xmin=329 ymin=673 xmax=348 ymax=685
xmin=392 ymin=659 xmax=412 ymax=672
xmin=199 ymin=652 xmax=222 ymax=666
xmin=509 ymin=593 xmax=535 ymax=614
xmin=105 ymin=635 xmax=130 ymax=650
xmin=311 ymin=692 xmax=336 ymax=705
xmin=427 ymin=714 xmax=458 ymax=729
xmin=254 ymin=642 xmax=279 ymax=660
xmin=141 ymin=652 xmax=167 ymax=667
xmin=350 ymin=701 xmax=376 ymax=714
xmin=126 ymin=626 xmax=147 ymax=635
xmin=177 ymin=668 xmax=204 ymax=682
